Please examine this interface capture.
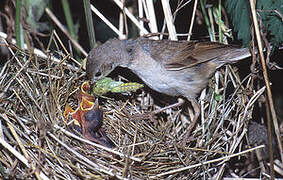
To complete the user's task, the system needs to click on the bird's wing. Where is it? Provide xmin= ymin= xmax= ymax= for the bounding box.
xmin=139 ymin=38 xmax=237 ymax=71
xmin=164 ymin=42 xmax=236 ymax=70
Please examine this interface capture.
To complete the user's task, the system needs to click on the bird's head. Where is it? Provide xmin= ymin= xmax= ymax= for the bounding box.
xmin=86 ymin=38 xmax=134 ymax=83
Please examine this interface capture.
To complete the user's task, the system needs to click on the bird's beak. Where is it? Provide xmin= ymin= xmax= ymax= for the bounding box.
xmin=91 ymin=78 xmax=98 ymax=84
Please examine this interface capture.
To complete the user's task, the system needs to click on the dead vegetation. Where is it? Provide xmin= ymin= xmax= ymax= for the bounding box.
xmin=1 ymin=35 xmax=278 ymax=179
xmin=0 ymin=0 xmax=282 ymax=179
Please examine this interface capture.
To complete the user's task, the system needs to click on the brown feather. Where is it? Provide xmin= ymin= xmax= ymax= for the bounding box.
xmin=137 ymin=38 xmax=245 ymax=71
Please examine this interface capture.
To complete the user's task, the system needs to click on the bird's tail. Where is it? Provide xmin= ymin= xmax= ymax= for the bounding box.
xmin=215 ymin=47 xmax=254 ymax=68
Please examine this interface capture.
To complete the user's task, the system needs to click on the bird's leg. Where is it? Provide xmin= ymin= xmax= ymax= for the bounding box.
xmin=182 ymin=98 xmax=200 ymax=145
xmin=151 ymin=98 xmax=185 ymax=115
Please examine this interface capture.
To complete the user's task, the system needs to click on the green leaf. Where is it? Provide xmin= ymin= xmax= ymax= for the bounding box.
xmin=225 ymin=0 xmax=283 ymax=47
xmin=23 ymin=0 xmax=50 ymax=31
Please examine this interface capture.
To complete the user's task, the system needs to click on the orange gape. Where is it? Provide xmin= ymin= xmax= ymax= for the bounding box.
xmin=64 ymin=81 xmax=114 ymax=148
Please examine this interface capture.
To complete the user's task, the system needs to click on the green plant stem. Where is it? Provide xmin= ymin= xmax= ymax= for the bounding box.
xmin=15 ymin=0 xmax=24 ymax=49
xmin=218 ymin=0 xmax=222 ymax=42
xmin=200 ymin=0 xmax=214 ymax=41
xmin=83 ymin=0 xmax=96 ymax=49
xmin=61 ymin=0 xmax=77 ymax=41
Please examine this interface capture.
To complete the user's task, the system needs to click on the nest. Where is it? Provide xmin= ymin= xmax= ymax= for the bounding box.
xmin=0 ymin=42 xmax=269 ymax=179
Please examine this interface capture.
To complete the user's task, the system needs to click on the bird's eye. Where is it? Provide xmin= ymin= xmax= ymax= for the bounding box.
xmin=126 ymin=47 xmax=133 ymax=53
xmin=95 ymin=71 xmax=102 ymax=77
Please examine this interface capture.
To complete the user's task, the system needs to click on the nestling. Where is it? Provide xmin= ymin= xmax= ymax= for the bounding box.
xmin=86 ymin=37 xmax=251 ymax=141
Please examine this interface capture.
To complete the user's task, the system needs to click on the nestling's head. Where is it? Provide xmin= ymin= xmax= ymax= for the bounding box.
xmin=86 ymin=38 xmax=134 ymax=83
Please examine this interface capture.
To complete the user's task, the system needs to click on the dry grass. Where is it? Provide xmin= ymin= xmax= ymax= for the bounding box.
xmin=0 ymin=35 xmax=269 ymax=179
xmin=0 ymin=0 xmax=282 ymax=179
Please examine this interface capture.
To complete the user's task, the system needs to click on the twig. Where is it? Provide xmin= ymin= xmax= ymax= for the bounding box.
xmin=53 ymin=124 xmax=142 ymax=162
xmin=45 ymin=8 xmax=87 ymax=56
xmin=161 ymin=0 xmax=177 ymax=40
xmin=187 ymin=0 xmax=198 ymax=41
xmin=0 ymin=32 xmax=80 ymax=71
xmin=48 ymin=132 xmax=128 ymax=180
xmin=250 ymin=0 xmax=283 ymax=172
xmin=138 ymin=0 xmax=145 ymax=36
xmin=151 ymin=145 xmax=265 ymax=178
xmin=0 ymin=114 xmax=49 ymax=180
xmin=89 ymin=4 xmax=126 ymax=39
xmin=145 ymin=0 xmax=158 ymax=40
xmin=112 ymin=0 xmax=149 ymax=35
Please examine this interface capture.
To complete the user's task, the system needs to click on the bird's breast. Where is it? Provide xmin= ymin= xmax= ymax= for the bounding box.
xmin=126 ymin=46 xmax=216 ymax=99
xmin=128 ymin=58 xmax=209 ymax=98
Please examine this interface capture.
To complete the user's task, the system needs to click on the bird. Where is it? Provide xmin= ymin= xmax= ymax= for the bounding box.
xmin=82 ymin=107 xmax=115 ymax=148
xmin=86 ymin=37 xmax=252 ymax=143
